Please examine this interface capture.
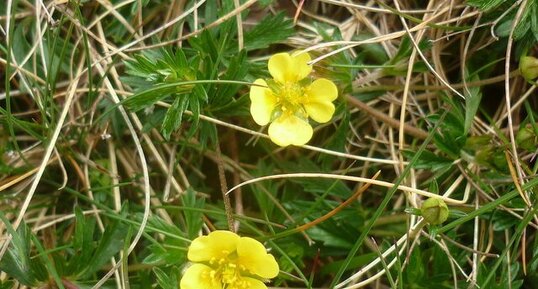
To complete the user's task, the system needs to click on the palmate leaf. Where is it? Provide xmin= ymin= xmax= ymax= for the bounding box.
xmin=243 ymin=12 xmax=294 ymax=51
xmin=122 ymin=82 xmax=192 ymax=112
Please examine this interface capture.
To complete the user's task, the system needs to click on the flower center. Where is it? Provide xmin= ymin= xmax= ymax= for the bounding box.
xmin=275 ymin=82 xmax=304 ymax=112
xmin=204 ymin=252 xmax=251 ymax=289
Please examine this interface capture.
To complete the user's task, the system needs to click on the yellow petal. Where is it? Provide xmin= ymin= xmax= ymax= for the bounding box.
xmin=303 ymin=101 xmax=335 ymax=123
xmin=187 ymin=230 xmax=239 ymax=262
xmin=305 ymin=78 xmax=338 ymax=102
xmin=291 ymin=51 xmax=313 ymax=82
xmin=268 ymin=114 xmax=313 ymax=146
xmin=239 ymin=277 xmax=269 ymax=289
xmin=303 ymin=78 xmax=338 ymax=123
xmin=237 ymin=237 xmax=279 ymax=279
xmin=180 ymin=264 xmax=220 ymax=289
xmin=250 ymin=79 xmax=276 ymax=126
xmin=268 ymin=52 xmax=312 ymax=83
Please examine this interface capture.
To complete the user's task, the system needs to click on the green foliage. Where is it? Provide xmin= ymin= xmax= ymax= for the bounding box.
xmin=154 ymin=267 xmax=179 ymax=289
xmin=181 ymin=188 xmax=205 ymax=239
xmin=0 ymin=215 xmax=46 ymax=287
xmin=243 ymin=12 xmax=294 ymax=51
xmin=468 ymin=0 xmax=538 ymax=52
xmin=463 ymin=75 xmax=483 ymax=135
xmin=2 ymin=1 xmax=538 ymax=289
xmin=430 ymin=108 xmax=466 ymax=158
xmin=467 ymin=0 xmax=509 ymax=10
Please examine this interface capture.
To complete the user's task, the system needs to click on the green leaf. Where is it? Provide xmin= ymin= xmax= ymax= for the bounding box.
xmin=463 ymin=74 xmax=483 ymax=135
xmin=319 ymin=253 xmax=376 ymax=275
xmin=404 ymin=248 xmax=425 ymax=285
xmin=243 ymin=12 xmax=294 ymax=51
xmin=123 ymin=82 xmax=192 ymax=112
xmin=162 ymin=96 xmax=188 ymax=140
xmin=145 ymin=214 xmax=184 ymax=237
xmin=154 ymin=267 xmax=179 ymax=289
xmin=81 ymin=217 xmax=129 ymax=277
xmin=402 ymin=149 xmax=453 ymax=171
xmin=467 ymin=0 xmax=508 ymax=11
xmin=0 ymin=281 xmax=14 ymax=289
xmin=30 ymin=234 xmax=65 ymax=289
xmin=532 ymin=4 xmax=538 ymax=39
xmin=305 ymin=226 xmax=353 ymax=249
xmin=0 ymin=213 xmax=43 ymax=286
xmin=513 ymin=4 xmax=531 ymax=40
xmin=143 ymin=243 xmax=186 ymax=266
xmin=69 ymin=207 xmax=96 ymax=276
xmin=211 ymin=50 xmax=248 ymax=109
xmin=181 ymin=187 xmax=205 ymax=239
xmin=530 ymin=238 xmax=538 ymax=271
xmin=495 ymin=19 xmax=512 ymax=38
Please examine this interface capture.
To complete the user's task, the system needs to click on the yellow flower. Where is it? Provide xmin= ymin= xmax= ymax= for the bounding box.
xmin=180 ymin=230 xmax=279 ymax=289
xmin=249 ymin=52 xmax=338 ymax=146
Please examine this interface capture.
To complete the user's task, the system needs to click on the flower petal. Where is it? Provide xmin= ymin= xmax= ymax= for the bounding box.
xmin=268 ymin=53 xmax=293 ymax=83
xmin=237 ymin=237 xmax=279 ymax=279
xmin=188 ymin=230 xmax=239 ymax=262
xmin=291 ymin=51 xmax=312 ymax=81
xmin=180 ymin=264 xmax=220 ymax=289
xmin=304 ymin=101 xmax=335 ymax=123
xmin=268 ymin=52 xmax=312 ymax=83
xmin=291 ymin=51 xmax=312 ymax=82
xmin=303 ymin=78 xmax=338 ymax=123
xmin=305 ymin=78 xmax=338 ymax=102
xmin=240 ymin=277 xmax=269 ymax=289
xmin=268 ymin=114 xmax=313 ymax=146
xmin=250 ymin=79 xmax=276 ymax=125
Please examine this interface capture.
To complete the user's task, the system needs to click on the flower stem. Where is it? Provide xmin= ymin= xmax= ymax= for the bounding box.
xmin=215 ymin=138 xmax=235 ymax=232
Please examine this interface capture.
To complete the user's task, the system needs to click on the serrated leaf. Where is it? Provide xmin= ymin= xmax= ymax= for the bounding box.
xmin=81 ymin=219 xmax=129 ymax=277
xmin=144 ymin=214 xmax=184 ymax=237
xmin=181 ymin=187 xmax=205 ymax=239
xmin=0 ymin=213 xmax=42 ymax=286
xmin=211 ymin=50 xmax=248 ymax=108
xmin=464 ymin=74 xmax=482 ymax=135
xmin=467 ymin=0 xmax=507 ymax=11
xmin=513 ymin=8 xmax=531 ymax=40
xmin=306 ymin=226 xmax=353 ymax=248
xmin=29 ymin=234 xmax=65 ymax=289
xmin=123 ymin=82 xmax=192 ymax=112
xmin=532 ymin=4 xmax=538 ymax=39
xmin=187 ymin=92 xmax=202 ymax=136
xmin=162 ymin=96 xmax=188 ymax=140
xmin=243 ymin=12 xmax=294 ymax=51
xmin=154 ymin=267 xmax=179 ymax=289
xmin=69 ymin=207 xmax=96 ymax=276
xmin=143 ymin=243 xmax=186 ymax=266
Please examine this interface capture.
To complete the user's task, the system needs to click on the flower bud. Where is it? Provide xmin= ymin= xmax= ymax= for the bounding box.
xmin=421 ymin=198 xmax=449 ymax=225
xmin=520 ymin=56 xmax=538 ymax=81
